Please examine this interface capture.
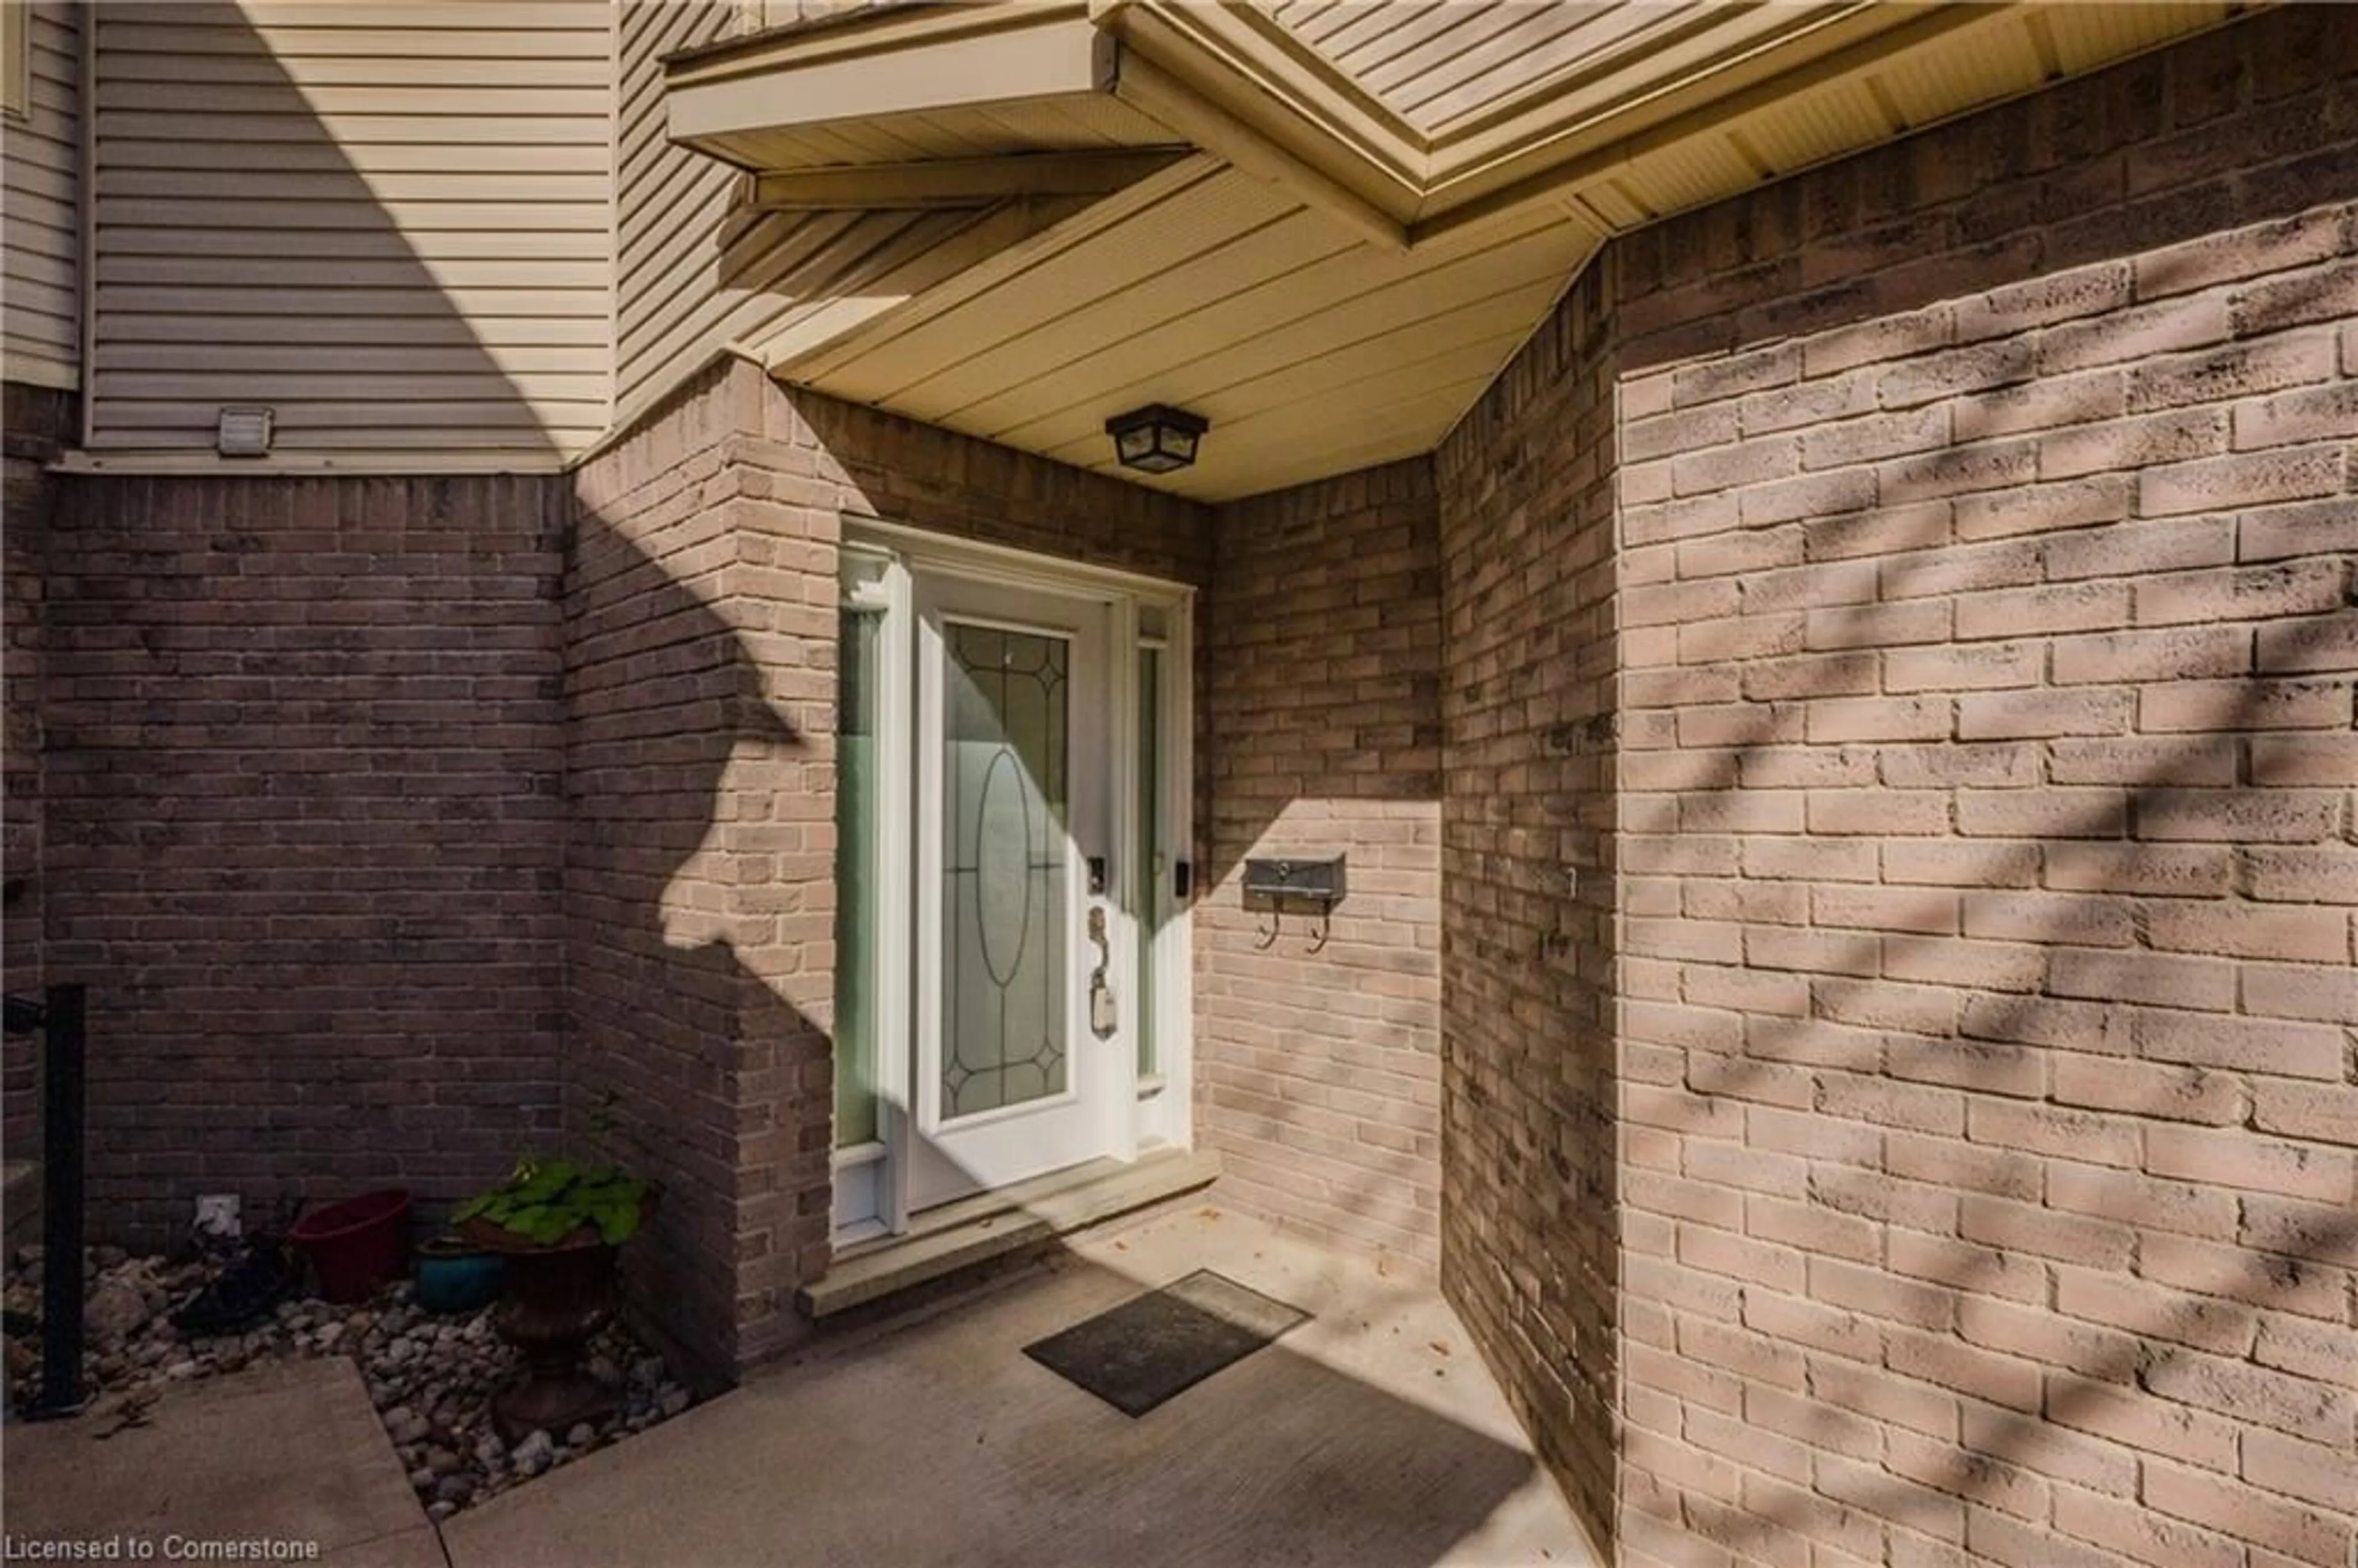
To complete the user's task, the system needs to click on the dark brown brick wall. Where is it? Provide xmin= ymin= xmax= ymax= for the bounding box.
xmin=40 ymin=470 xmax=569 ymax=1244
xmin=1199 ymin=459 xmax=1444 ymax=1266
xmin=3 ymin=383 xmax=76 ymax=1166
xmin=1436 ymin=255 xmax=1624 ymax=1557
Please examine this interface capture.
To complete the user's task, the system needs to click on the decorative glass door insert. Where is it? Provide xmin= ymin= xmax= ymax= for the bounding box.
xmin=908 ymin=572 xmax=1131 ymax=1210
xmin=941 ymin=621 xmax=1070 ymax=1119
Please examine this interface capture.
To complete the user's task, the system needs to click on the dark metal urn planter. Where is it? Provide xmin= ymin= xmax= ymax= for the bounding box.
xmin=451 ymin=1158 xmax=658 ymax=1445
xmin=459 ymin=1220 xmax=628 ymax=1442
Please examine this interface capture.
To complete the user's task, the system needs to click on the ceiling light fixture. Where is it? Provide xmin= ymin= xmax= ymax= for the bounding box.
xmin=1104 ymin=403 xmax=1208 ymax=475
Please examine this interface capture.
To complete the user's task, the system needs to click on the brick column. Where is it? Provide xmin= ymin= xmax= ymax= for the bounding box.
xmin=566 ymin=359 xmax=838 ymax=1375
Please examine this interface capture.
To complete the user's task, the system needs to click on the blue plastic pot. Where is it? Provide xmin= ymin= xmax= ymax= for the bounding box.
xmin=414 ymin=1236 xmax=505 ymax=1314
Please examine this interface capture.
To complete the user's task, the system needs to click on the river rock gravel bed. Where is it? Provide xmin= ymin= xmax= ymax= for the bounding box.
xmin=4 ymin=1244 xmax=697 ymax=1519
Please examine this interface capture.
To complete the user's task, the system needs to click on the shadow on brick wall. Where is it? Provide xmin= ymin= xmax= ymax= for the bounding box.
xmin=1434 ymin=249 xmax=1625 ymax=1555
xmin=27 ymin=1 xmax=581 ymax=1246
xmin=558 ymin=532 xmax=828 ymax=1381
xmin=1622 ymin=646 xmax=2356 ymax=1563
xmin=1599 ymin=12 xmax=2358 ymax=1563
xmin=565 ymin=360 xmax=850 ymax=1380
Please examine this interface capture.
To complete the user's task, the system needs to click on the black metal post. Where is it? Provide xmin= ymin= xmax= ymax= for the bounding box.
xmin=34 ymin=982 xmax=85 ymax=1418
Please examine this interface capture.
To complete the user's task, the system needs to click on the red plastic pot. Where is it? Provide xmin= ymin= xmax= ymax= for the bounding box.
xmin=290 ymin=1189 xmax=412 ymax=1303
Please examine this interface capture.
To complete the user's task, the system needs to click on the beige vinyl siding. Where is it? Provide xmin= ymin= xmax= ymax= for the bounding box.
xmin=1260 ymin=1 xmax=1705 ymax=133
xmin=731 ymin=1 xmax=882 ymax=35
xmin=617 ymin=0 xmax=1094 ymax=427
xmin=3 ymin=1 xmax=83 ymax=392
xmin=88 ymin=1 xmax=611 ymax=462
xmin=615 ymin=0 xmax=909 ymax=426
xmin=616 ymin=0 xmax=752 ymax=421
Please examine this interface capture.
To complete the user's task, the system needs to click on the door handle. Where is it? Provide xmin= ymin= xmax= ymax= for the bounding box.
xmin=1085 ymin=906 xmax=1116 ymax=1038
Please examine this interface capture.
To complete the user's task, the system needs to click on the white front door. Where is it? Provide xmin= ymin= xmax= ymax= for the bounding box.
xmin=906 ymin=571 xmax=1135 ymax=1210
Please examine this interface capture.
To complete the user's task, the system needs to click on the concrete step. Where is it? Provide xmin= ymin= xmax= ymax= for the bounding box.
xmin=799 ymin=1147 xmax=1221 ymax=1321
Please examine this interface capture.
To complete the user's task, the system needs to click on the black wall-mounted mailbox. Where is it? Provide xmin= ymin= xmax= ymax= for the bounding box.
xmin=1242 ymin=855 xmax=1347 ymax=906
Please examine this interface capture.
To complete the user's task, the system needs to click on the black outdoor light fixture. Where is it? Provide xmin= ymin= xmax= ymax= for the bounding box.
xmin=1105 ymin=403 xmax=1208 ymax=474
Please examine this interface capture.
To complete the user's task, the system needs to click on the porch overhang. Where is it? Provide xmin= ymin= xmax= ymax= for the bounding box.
xmin=744 ymin=152 xmax=1192 ymax=213
xmin=664 ymin=4 xmax=1181 ymax=174
xmin=663 ymin=1 xmax=2247 ymax=502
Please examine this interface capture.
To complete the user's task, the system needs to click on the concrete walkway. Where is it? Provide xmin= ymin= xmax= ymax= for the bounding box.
xmin=443 ymin=1205 xmax=1596 ymax=1568
xmin=4 ymin=1358 xmax=443 ymax=1567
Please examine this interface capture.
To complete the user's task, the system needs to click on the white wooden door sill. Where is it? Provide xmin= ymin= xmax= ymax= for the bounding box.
xmin=799 ymin=1147 xmax=1220 ymax=1321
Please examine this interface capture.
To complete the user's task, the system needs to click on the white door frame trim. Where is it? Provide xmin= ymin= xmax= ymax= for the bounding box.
xmin=834 ymin=518 xmax=1197 ymax=1241
xmin=833 ymin=543 xmax=915 ymax=1243
xmin=846 ymin=514 xmax=1200 ymax=599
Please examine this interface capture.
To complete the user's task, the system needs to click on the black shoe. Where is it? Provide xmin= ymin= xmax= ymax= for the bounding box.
xmin=171 ymin=1241 xmax=300 ymax=1337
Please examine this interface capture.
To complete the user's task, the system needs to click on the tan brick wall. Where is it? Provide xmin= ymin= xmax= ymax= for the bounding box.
xmin=569 ymin=362 xmax=1209 ymax=1374
xmin=566 ymin=359 xmax=838 ymax=1375
xmin=1436 ymin=10 xmax=2358 ymax=1567
xmin=796 ymin=394 xmax=1212 ymax=586
xmin=1437 ymin=255 xmax=1625 ymax=1553
xmin=38 ymin=469 xmax=569 ymax=1244
xmin=1199 ymin=460 xmax=1444 ymax=1266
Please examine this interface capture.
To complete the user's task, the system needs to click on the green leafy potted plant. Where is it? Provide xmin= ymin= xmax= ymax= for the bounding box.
xmin=454 ymin=1157 xmax=651 ymax=1249
xmin=454 ymin=1156 xmax=657 ymax=1441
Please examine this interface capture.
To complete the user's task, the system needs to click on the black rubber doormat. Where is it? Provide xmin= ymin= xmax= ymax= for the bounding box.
xmin=1022 ymin=1269 xmax=1310 ymax=1417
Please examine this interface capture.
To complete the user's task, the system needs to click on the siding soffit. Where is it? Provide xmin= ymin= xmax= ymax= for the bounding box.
xmin=660 ymin=1 xmax=2247 ymax=500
